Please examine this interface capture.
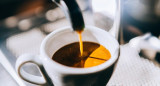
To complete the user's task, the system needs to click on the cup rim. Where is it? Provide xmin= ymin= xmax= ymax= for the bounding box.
xmin=40 ymin=26 xmax=119 ymax=74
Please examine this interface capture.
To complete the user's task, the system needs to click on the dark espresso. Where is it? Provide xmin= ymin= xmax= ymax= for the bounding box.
xmin=52 ymin=42 xmax=111 ymax=68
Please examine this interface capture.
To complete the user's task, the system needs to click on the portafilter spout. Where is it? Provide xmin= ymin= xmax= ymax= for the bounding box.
xmin=52 ymin=0 xmax=85 ymax=32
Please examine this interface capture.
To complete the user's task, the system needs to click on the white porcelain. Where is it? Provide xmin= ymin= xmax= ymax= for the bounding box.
xmin=16 ymin=26 xmax=119 ymax=86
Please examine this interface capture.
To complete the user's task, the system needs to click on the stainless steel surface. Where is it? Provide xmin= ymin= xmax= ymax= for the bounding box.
xmin=0 ymin=64 xmax=18 ymax=86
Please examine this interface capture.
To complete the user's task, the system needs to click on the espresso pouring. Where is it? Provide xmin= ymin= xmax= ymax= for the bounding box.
xmin=52 ymin=0 xmax=111 ymax=68
xmin=52 ymin=28 xmax=111 ymax=68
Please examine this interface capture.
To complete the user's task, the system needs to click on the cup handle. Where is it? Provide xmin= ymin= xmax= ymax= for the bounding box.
xmin=15 ymin=54 xmax=47 ymax=85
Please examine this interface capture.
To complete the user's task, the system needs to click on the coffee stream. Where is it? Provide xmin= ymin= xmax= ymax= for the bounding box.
xmin=77 ymin=31 xmax=83 ymax=56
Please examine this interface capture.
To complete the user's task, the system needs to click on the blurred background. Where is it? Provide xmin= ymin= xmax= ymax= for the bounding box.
xmin=0 ymin=0 xmax=159 ymax=86
xmin=122 ymin=0 xmax=160 ymax=62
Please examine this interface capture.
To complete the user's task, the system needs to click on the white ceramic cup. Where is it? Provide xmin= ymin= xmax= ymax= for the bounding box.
xmin=16 ymin=26 xmax=119 ymax=86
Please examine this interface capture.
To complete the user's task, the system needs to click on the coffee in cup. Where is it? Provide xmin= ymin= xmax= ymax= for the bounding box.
xmin=52 ymin=41 xmax=111 ymax=68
